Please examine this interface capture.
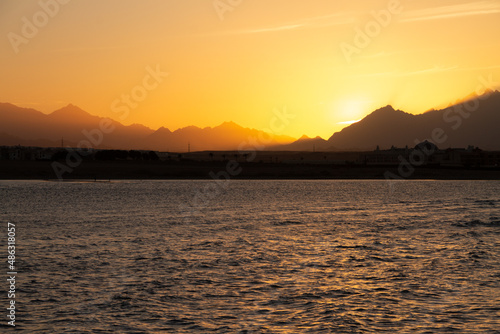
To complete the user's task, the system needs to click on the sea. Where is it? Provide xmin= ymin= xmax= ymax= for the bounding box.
xmin=0 ymin=179 xmax=499 ymax=333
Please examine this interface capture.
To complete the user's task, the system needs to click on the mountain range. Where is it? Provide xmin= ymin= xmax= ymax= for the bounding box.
xmin=1 ymin=90 xmax=499 ymax=151
xmin=0 ymin=103 xmax=293 ymax=152
xmin=325 ymin=90 xmax=500 ymax=151
xmin=272 ymin=90 xmax=500 ymax=151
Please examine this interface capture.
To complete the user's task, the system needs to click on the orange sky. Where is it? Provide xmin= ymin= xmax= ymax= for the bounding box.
xmin=1 ymin=0 xmax=499 ymax=139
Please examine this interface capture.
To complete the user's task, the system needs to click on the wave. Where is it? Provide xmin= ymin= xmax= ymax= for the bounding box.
xmin=453 ymin=219 xmax=500 ymax=227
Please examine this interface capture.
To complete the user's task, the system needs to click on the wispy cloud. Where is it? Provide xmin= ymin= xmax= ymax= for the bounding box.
xmin=401 ymin=1 xmax=500 ymax=23
xmin=359 ymin=50 xmax=410 ymax=60
xmin=239 ymin=23 xmax=306 ymax=34
xmin=355 ymin=64 xmax=500 ymax=79
xmin=359 ymin=43 xmax=500 ymax=61
xmin=212 ymin=13 xmax=354 ymax=36
xmin=11 ymin=101 xmax=67 ymax=106
xmin=354 ymin=65 xmax=459 ymax=78
xmin=49 ymin=44 xmax=142 ymax=54
xmin=405 ymin=66 xmax=459 ymax=76
xmin=456 ymin=65 xmax=500 ymax=71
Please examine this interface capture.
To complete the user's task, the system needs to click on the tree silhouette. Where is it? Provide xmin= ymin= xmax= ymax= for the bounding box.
xmin=51 ymin=150 xmax=67 ymax=161
xmin=128 ymin=150 xmax=142 ymax=160
xmin=149 ymin=151 xmax=159 ymax=161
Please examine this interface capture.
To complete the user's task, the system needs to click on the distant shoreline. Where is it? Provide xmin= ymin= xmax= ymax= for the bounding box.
xmin=1 ymin=160 xmax=499 ymax=180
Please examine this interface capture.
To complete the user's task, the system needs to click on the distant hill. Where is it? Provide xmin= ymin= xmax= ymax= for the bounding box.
xmin=0 ymin=103 xmax=155 ymax=149
xmin=326 ymin=91 xmax=500 ymax=151
xmin=266 ymin=135 xmax=332 ymax=151
xmin=142 ymin=121 xmax=294 ymax=151
xmin=0 ymin=103 xmax=294 ymax=151
xmin=1 ymin=90 xmax=499 ymax=152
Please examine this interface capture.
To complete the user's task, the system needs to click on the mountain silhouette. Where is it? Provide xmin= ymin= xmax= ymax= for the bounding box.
xmin=266 ymin=135 xmax=332 ymax=151
xmin=48 ymin=104 xmax=100 ymax=123
xmin=145 ymin=121 xmax=294 ymax=152
xmin=326 ymin=91 xmax=500 ymax=150
xmin=0 ymin=103 xmax=294 ymax=151
xmin=0 ymin=103 xmax=155 ymax=149
xmin=1 ymin=91 xmax=499 ymax=152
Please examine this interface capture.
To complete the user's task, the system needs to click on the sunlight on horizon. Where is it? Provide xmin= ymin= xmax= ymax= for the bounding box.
xmin=1 ymin=0 xmax=499 ymax=139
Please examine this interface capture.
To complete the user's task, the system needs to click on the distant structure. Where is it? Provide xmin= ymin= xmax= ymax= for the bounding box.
xmin=1 ymin=143 xmax=499 ymax=168
xmin=359 ymin=141 xmax=500 ymax=167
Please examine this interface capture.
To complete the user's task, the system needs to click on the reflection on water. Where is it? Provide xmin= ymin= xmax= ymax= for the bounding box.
xmin=1 ymin=180 xmax=499 ymax=333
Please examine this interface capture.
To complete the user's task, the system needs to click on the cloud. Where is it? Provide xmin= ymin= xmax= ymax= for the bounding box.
xmin=401 ymin=1 xmax=500 ymax=23
xmin=11 ymin=101 xmax=67 ymax=106
xmin=212 ymin=13 xmax=354 ymax=36
xmin=457 ymin=65 xmax=500 ymax=71
xmin=354 ymin=65 xmax=459 ymax=78
xmin=355 ymin=64 xmax=500 ymax=79
xmin=238 ymin=23 xmax=306 ymax=34
xmin=404 ymin=66 xmax=459 ymax=76
xmin=359 ymin=50 xmax=410 ymax=59
xmin=49 ymin=44 xmax=139 ymax=53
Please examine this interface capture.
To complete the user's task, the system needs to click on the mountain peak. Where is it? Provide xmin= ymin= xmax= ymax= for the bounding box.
xmin=156 ymin=126 xmax=172 ymax=133
xmin=375 ymin=105 xmax=396 ymax=113
xmin=50 ymin=104 xmax=91 ymax=117
xmin=327 ymin=91 xmax=500 ymax=150
xmin=62 ymin=103 xmax=83 ymax=111
xmin=218 ymin=121 xmax=242 ymax=129
xmin=363 ymin=105 xmax=409 ymax=121
xmin=485 ymin=89 xmax=500 ymax=99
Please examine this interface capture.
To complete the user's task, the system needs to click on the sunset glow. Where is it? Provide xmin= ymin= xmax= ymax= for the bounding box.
xmin=2 ymin=2 xmax=500 ymax=332
xmin=1 ymin=0 xmax=499 ymax=139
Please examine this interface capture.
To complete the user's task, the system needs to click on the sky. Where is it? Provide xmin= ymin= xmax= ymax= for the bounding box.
xmin=1 ymin=0 xmax=499 ymax=139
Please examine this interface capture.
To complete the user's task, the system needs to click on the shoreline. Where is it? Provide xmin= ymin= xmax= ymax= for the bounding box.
xmin=1 ymin=160 xmax=499 ymax=180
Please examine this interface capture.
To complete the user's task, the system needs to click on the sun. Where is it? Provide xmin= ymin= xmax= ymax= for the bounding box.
xmin=329 ymin=98 xmax=372 ymax=125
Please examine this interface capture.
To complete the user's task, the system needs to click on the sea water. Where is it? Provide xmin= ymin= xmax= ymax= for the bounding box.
xmin=0 ymin=180 xmax=499 ymax=333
